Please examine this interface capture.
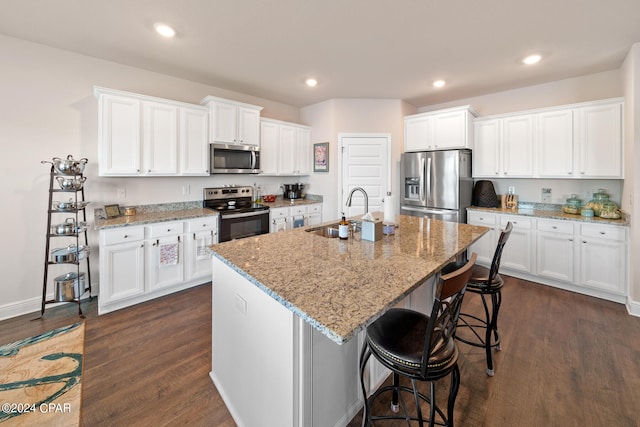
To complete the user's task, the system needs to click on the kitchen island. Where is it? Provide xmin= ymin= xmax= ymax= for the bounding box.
xmin=209 ymin=214 xmax=488 ymax=427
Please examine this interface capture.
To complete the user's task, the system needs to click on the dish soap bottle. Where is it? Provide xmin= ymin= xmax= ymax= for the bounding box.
xmin=338 ymin=213 xmax=349 ymax=240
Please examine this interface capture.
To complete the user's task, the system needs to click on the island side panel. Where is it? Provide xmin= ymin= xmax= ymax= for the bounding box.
xmin=210 ymin=257 xmax=297 ymax=427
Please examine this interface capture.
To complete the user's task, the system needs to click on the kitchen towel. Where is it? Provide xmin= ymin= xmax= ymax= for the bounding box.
xmin=160 ymin=243 xmax=179 ymax=266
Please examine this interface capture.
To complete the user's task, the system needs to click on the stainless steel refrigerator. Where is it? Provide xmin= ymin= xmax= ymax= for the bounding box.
xmin=400 ymin=149 xmax=472 ymax=223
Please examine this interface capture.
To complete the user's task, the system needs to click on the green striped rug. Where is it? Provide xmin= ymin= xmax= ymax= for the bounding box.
xmin=0 ymin=322 xmax=84 ymax=426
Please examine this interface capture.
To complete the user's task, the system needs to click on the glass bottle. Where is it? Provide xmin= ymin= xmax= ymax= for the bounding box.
xmin=338 ymin=213 xmax=349 ymax=240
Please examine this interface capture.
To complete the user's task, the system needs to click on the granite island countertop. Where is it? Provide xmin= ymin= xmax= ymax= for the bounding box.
xmin=467 ymin=204 xmax=629 ymax=226
xmin=208 ymin=213 xmax=489 ymax=344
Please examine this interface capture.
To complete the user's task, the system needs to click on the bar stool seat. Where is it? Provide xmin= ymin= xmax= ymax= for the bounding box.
xmin=359 ymin=253 xmax=477 ymax=427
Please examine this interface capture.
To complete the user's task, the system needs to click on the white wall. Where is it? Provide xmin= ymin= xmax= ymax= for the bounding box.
xmin=622 ymin=43 xmax=640 ymax=313
xmin=300 ymin=99 xmax=415 ymax=221
xmin=0 ymin=34 xmax=302 ymax=319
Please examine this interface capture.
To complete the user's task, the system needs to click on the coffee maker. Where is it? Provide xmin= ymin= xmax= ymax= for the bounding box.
xmin=282 ymin=183 xmax=305 ymax=199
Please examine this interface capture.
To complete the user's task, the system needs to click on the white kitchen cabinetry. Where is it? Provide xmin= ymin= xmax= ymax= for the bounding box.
xmin=575 ymin=101 xmax=623 ymax=178
xmin=467 ymin=209 xmax=628 ymax=303
xmin=179 ymin=107 xmax=210 ymax=175
xmin=474 ymin=98 xmax=623 ymax=179
xmin=473 ymin=114 xmax=534 ymax=178
xmin=307 ymin=203 xmax=323 ymax=226
xmin=99 ymin=215 xmax=218 ymax=314
xmin=578 ymin=223 xmax=626 ymax=295
xmin=95 ymin=86 xmax=210 ymax=177
xmin=185 ymin=217 xmax=218 ymax=282
xmin=260 ymin=118 xmax=312 ymax=175
xmin=536 ymin=109 xmax=574 ymax=177
xmin=499 ymin=215 xmax=533 ymax=273
xmin=536 ymin=219 xmax=575 ymax=283
xmin=404 ymin=105 xmax=477 ymax=152
xmin=270 ymin=207 xmax=290 ymax=232
xmin=142 ymin=101 xmax=179 ymax=175
xmin=145 ymin=222 xmax=185 ymax=291
xmin=99 ymin=227 xmax=146 ymax=308
xmin=201 ymin=96 xmax=263 ymax=146
xmin=466 ymin=211 xmax=498 ymax=265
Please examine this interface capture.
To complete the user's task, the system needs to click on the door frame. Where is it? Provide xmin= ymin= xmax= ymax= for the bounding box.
xmin=338 ymin=133 xmax=392 ymax=214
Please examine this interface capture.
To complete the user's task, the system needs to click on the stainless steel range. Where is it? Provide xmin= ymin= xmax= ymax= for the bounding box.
xmin=203 ymin=186 xmax=270 ymax=242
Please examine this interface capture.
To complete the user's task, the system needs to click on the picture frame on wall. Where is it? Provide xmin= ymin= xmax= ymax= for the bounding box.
xmin=313 ymin=142 xmax=329 ymax=172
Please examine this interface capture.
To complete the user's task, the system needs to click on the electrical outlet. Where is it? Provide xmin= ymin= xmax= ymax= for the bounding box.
xmin=541 ymin=188 xmax=552 ymax=203
xmin=117 ymin=188 xmax=126 ymax=199
xmin=182 ymin=185 xmax=190 ymax=196
xmin=508 ymin=186 xmax=515 ymax=194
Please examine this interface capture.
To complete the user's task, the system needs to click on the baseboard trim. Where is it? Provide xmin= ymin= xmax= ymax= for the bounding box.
xmin=0 ymin=287 xmax=98 ymax=321
xmin=626 ymin=299 xmax=640 ymax=317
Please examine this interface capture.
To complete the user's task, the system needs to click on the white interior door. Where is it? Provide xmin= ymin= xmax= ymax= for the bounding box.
xmin=339 ymin=134 xmax=390 ymax=217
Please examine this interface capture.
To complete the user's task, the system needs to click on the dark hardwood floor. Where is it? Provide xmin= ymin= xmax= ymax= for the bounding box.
xmin=2 ymin=277 xmax=639 ymax=426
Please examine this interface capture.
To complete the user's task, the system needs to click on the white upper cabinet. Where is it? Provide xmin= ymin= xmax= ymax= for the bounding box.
xmin=473 ymin=114 xmax=533 ymax=177
xmin=142 ymin=101 xmax=179 ymax=175
xmin=575 ymin=101 xmax=623 ymax=178
xmin=473 ymin=98 xmax=623 ymax=179
xmin=404 ymin=105 xmax=477 ymax=152
xmin=260 ymin=118 xmax=311 ymax=176
xmin=95 ymin=86 xmax=210 ymax=177
xmin=97 ymin=92 xmax=141 ymax=175
xmin=179 ymin=106 xmax=210 ymax=175
xmin=536 ymin=109 xmax=574 ymax=177
xmin=201 ymin=96 xmax=263 ymax=146
xmin=502 ymin=114 xmax=534 ymax=176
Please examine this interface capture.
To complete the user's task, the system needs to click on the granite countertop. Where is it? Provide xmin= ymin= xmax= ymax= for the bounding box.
xmin=467 ymin=204 xmax=629 ymax=226
xmin=260 ymin=195 xmax=323 ymax=209
xmin=209 ymin=213 xmax=489 ymax=344
xmin=94 ymin=201 xmax=218 ymax=230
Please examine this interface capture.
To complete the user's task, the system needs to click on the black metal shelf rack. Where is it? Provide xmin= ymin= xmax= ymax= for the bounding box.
xmin=37 ymin=160 xmax=93 ymax=319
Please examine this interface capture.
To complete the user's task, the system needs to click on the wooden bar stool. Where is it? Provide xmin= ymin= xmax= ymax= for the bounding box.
xmin=359 ymin=253 xmax=477 ymax=427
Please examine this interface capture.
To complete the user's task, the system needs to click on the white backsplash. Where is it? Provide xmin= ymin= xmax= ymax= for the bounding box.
xmin=487 ymin=179 xmax=623 ymax=205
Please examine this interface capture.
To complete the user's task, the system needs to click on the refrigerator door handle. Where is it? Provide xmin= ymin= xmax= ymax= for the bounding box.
xmin=426 ymin=156 xmax=432 ymax=204
xmin=419 ymin=157 xmax=426 ymax=203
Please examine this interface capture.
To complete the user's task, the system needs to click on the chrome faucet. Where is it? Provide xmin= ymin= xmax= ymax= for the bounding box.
xmin=345 ymin=187 xmax=369 ymax=214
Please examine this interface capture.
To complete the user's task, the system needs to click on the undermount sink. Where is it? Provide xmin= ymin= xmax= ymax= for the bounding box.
xmin=305 ymin=220 xmax=362 ymax=238
xmin=306 ymin=224 xmax=340 ymax=238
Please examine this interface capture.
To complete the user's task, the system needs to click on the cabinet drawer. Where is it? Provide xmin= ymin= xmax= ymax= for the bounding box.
xmin=467 ymin=211 xmax=497 ymax=227
xmin=307 ymin=203 xmax=322 ymax=214
xmin=270 ymin=207 xmax=289 ymax=219
xmin=580 ymin=224 xmax=626 ymax=241
xmin=290 ymin=205 xmax=308 ymax=216
xmin=537 ymin=219 xmax=574 ymax=234
xmin=501 ymin=215 xmax=532 ymax=229
xmin=146 ymin=221 xmax=184 ymax=238
xmin=102 ymin=226 xmax=145 ymax=245
xmin=186 ymin=216 xmax=217 ymax=232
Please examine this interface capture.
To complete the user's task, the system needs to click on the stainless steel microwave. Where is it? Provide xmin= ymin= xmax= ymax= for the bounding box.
xmin=210 ymin=143 xmax=260 ymax=174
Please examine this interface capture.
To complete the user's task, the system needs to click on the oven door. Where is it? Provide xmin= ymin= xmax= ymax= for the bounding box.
xmin=219 ymin=210 xmax=270 ymax=242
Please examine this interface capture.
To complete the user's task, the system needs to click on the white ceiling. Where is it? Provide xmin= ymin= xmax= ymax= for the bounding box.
xmin=1 ymin=0 xmax=639 ymax=108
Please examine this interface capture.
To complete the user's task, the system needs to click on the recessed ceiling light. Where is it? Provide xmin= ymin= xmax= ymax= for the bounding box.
xmin=433 ymin=80 xmax=446 ymax=88
xmin=523 ymin=54 xmax=542 ymax=65
xmin=305 ymin=78 xmax=318 ymax=87
xmin=154 ymin=23 xmax=176 ymax=38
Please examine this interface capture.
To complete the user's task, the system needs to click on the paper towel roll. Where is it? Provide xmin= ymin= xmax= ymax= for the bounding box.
xmin=383 ymin=193 xmax=396 ymax=224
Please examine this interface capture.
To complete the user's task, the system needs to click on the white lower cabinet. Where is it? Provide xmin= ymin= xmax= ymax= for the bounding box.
xmin=99 ymin=215 xmax=218 ymax=314
xmin=467 ymin=210 xmax=628 ymax=303
xmin=270 ymin=203 xmax=323 ymax=232
xmin=99 ymin=226 xmax=146 ymax=305
xmin=500 ymin=216 xmax=533 ymax=273
xmin=185 ymin=217 xmax=218 ymax=282
xmin=578 ymin=223 xmax=626 ymax=295
xmin=145 ymin=222 xmax=185 ymax=291
xmin=466 ymin=211 xmax=498 ymax=265
xmin=535 ymin=219 xmax=575 ymax=283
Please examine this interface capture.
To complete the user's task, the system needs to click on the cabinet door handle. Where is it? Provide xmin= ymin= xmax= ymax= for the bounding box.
xmin=552 ymin=226 xmax=557 ymax=229
xmin=124 ymin=235 xmax=128 ymax=238
xmin=600 ymin=231 xmax=606 ymax=235
xmin=569 ymin=238 xmax=573 ymax=242
xmin=582 ymin=240 xmax=587 ymax=243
